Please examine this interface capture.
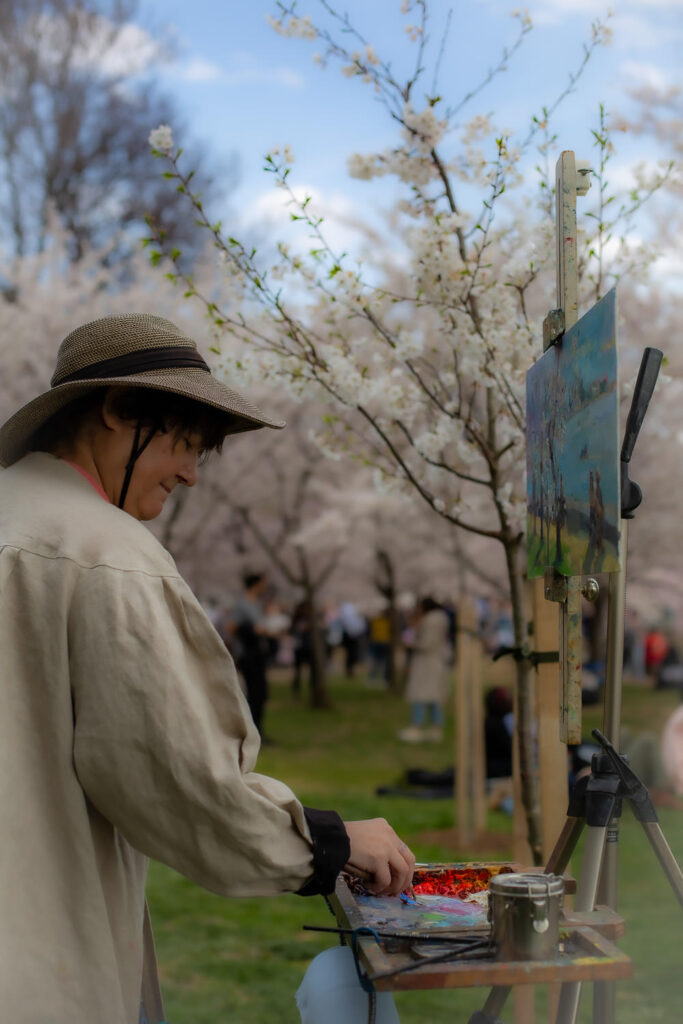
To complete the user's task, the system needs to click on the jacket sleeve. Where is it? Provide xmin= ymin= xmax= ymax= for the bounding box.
xmin=69 ymin=563 xmax=345 ymax=898
xmin=298 ymin=808 xmax=350 ymax=896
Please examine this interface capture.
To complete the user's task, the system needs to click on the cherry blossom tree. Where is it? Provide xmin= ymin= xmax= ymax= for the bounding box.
xmin=0 ymin=218 xmax=199 ymax=417
xmin=155 ymin=397 xmax=476 ymax=707
xmin=0 ymin=0 xmax=226 ymax=267
xmin=146 ymin=3 xmax=680 ymax=860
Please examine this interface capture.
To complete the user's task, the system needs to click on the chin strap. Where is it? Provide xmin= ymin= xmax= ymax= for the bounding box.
xmin=117 ymin=422 xmax=159 ymax=510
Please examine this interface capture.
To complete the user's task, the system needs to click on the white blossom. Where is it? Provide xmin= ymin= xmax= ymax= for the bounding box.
xmin=348 ymin=153 xmax=378 ymax=180
xmin=148 ymin=124 xmax=174 ymax=154
xmin=267 ymin=14 xmax=317 ymax=40
xmin=402 ymin=104 xmax=448 ymax=155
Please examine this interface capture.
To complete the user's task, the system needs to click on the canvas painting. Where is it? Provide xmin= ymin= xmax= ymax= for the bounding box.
xmin=526 ymin=288 xmax=621 ymax=579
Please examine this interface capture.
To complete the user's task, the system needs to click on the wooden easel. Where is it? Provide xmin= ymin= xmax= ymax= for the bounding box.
xmin=455 ymin=599 xmax=486 ymax=846
xmin=511 ymin=151 xmax=593 ymax=1024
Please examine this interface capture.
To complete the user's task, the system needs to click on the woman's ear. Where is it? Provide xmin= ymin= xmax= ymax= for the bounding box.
xmin=100 ymin=387 xmax=128 ymax=433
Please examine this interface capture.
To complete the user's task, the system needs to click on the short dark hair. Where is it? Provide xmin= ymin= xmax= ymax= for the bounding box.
xmin=243 ymin=572 xmax=266 ymax=590
xmin=29 ymin=385 xmax=234 ymax=458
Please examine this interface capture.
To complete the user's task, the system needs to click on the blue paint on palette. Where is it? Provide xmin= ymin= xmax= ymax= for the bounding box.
xmin=355 ymin=893 xmax=487 ymax=931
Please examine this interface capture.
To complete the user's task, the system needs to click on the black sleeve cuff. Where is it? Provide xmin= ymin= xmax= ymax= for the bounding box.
xmin=295 ymin=807 xmax=350 ymax=897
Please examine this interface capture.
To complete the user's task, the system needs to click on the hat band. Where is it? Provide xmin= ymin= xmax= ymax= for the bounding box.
xmin=56 ymin=346 xmax=210 ymax=385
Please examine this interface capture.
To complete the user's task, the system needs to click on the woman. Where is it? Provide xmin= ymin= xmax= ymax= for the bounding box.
xmin=0 ymin=313 xmax=414 ymax=1024
xmin=398 ymin=596 xmax=451 ymax=743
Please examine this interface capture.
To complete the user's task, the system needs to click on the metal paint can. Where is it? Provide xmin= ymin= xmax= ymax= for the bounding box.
xmin=488 ymin=872 xmax=564 ymax=960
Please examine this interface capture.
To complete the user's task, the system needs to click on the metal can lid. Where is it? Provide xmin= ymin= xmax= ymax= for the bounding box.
xmin=488 ymin=872 xmax=564 ymax=897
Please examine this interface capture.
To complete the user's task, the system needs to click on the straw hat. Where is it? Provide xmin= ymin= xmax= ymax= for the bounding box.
xmin=0 ymin=313 xmax=284 ymax=467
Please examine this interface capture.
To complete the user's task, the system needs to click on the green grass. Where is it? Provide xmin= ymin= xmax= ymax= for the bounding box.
xmin=147 ymin=669 xmax=683 ymax=1023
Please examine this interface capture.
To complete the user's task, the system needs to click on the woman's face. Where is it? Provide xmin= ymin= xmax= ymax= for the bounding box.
xmin=120 ymin=428 xmax=201 ymax=520
xmin=94 ymin=401 xmax=203 ymax=519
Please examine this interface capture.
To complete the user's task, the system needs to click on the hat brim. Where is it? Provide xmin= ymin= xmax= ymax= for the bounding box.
xmin=0 ymin=367 xmax=285 ymax=467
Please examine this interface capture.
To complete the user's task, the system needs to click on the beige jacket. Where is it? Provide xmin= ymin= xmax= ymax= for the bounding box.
xmin=0 ymin=453 xmax=319 ymax=1024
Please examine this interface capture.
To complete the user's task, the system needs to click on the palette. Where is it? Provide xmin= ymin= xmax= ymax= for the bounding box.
xmin=342 ymin=862 xmax=514 ymax=936
xmin=325 ymin=862 xmax=632 ymax=992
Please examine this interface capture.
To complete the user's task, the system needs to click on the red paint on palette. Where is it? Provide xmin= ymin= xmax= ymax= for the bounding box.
xmin=411 ymin=865 xmax=513 ymax=899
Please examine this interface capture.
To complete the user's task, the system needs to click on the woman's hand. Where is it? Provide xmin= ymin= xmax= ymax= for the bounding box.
xmin=343 ymin=818 xmax=416 ymax=896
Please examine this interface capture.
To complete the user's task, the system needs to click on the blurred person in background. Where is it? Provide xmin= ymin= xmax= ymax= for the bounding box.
xmin=339 ymin=599 xmax=367 ymax=678
xmin=398 ymin=596 xmax=450 ymax=744
xmin=661 ymin=704 xmax=683 ymax=798
xmin=368 ymin=606 xmax=392 ymax=687
xmin=645 ymin=624 xmax=669 ymax=681
xmin=291 ymin=598 xmax=313 ymax=695
xmin=229 ymin=571 xmax=271 ymax=737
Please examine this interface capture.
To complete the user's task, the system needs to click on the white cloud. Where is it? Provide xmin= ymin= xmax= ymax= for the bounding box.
xmin=237 ymin=182 xmax=379 ymax=262
xmin=179 ymin=57 xmax=225 ymax=82
xmin=61 ymin=16 xmax=164 ymax=77
xmin=1 ymin=11 xmax=166 ymax=80
xmin=650 ymin=247 xmax=683 ymax=294
xmin=529 ymin=0 xmax=683 ymax=22
xmin=223 ymin=52 xmax=304 ymax=88
xmin=612 ymin=10 xmax=683 ymax=51
xmin=172 ymin=51 xmax=304 ymax=89
xmin=619 ymin=60 xmax=676 ymax=93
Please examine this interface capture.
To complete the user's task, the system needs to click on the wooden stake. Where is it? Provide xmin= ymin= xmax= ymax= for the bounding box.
xmin=455 ymin=599 xmax=486 ymax=845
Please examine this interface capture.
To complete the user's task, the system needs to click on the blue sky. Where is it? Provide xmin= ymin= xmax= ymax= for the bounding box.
xmin=135 ymin=0 xmax=682 ymax=248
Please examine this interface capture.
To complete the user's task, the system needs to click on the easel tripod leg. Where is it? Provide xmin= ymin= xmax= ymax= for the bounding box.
xmin=545 ymin=817 xmax=584 ymax=877
xmin=467 ymin=985 xmax=511 ymax=1024
xmin=554 ymin=826 xmax=608 ymax=1024
xmin=641 ymin=821 xmax=683 ymax=909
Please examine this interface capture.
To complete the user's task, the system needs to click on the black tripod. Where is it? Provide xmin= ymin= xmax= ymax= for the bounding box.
xmin=546 ymin=728 xmax=683 ymax=1024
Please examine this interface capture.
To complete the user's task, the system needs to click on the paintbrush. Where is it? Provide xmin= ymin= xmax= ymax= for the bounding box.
xmin=303 ymin=925 xmax=483 ymax=944
xmin=368 ymin=940 xmax=493 ymax=982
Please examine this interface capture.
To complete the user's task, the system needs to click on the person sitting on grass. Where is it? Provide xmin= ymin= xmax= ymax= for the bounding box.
xmin=0 ymin=313 xmax=415 ymax=1024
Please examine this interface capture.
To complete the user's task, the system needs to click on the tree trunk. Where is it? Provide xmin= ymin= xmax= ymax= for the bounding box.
xmin=298 ymin=555 xmax=330 ymax=709
xmin=388 ymin=602 xmax=401 ymax=693
xmin=374 ymin=547 xmax=401 ymax=692
xmin=504 ymin=536 xmax=544 ymax=866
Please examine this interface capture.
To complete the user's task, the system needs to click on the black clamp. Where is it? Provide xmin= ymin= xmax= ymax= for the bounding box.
xmin=492 ymin=645 xmax=559 ymax=668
